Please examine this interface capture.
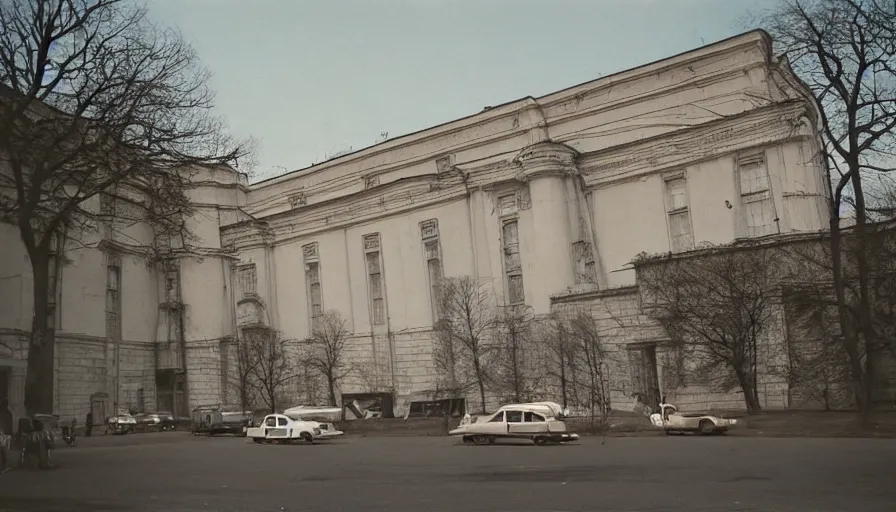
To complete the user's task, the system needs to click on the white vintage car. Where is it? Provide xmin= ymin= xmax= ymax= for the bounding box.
xmin=246 ymin=412 xmax=344 ymax=444
xmin=449 ymin=401 xmax=580 ymax=445
xmin=649 ymin=403 xmax=738 ymax=435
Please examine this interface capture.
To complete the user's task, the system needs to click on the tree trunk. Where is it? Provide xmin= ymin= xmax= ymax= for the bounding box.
xmin=327 ymin=376 xmax=337 ymax=407
xmin=849 ymin=170 xmax=878 ymax=422
xmin=472 ymin=357 xmax=487 ymax=413
xmin=25 ymin=252 xmax=55 ymax=416
xmin=829 ymin=217 xmax=868 ymax=413
xmin=559 ymin=351 xmax=568 ymax=409
xmin=735 ymin=366 xmax=762 ymax=415
xmin=239 ymin=376 xmax=249 ymax=413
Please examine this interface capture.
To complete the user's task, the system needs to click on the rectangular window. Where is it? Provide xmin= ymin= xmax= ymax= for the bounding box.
xmin=303 ymin=243 xmax=323 ymax=331
xmin=236 ymin=264 xmax=257 ymax=295
xmin=502 ymin=219 xmax=524 ymax=305
xmin=737 ymin=153 xmax=777 ymax=237
xmin=664 ymin=175 xmax=694 ymax=252
xmin=498 ymin=194 xmax=517 ymax=216
xmin=106 ymin=263 xmax=121 ymax=341
xmin=420 ymin=219 xmax=444 ymax=322
xmin=364 ymin=234 xmax=385 ymax=325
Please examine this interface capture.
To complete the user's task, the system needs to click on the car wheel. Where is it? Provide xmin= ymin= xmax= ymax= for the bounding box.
xmin=471 ymin=435 xmax=492 ymax=445
xmin=252 ymin=438 xmax=264 ymax=444
xmin=699 ymin=420 xmax=715 ymax=435
xmin=300 ymin=432 xmax=314 ymax=444
xmin=533 ymin=436 xmax=547 ymax=446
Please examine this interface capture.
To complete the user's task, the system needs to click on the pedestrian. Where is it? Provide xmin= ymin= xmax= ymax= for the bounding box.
xmin=0 ymin=398 xmax=12 ymax=473
xmin=85 ymin=411 xmax=92 ymax=437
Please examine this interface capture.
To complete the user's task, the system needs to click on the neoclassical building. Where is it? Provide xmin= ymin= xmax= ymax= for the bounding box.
xmin=0 ymin=30 xmax=831 ymax=423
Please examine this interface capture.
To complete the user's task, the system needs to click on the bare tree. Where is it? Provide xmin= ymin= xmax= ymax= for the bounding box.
xmin=431 ymin=318 xmax=467 ymax=398
xmin=634 ymin=246 xmax=784 ymax=414
xmin=355 ymin=360 xmax=393 ymax=394
xmin=534 ymin=312 xmax=573 ymax=407
xmin=303 ymin=310 xmax=352 ymax=407
xmin=782 ymin=216 xmax=896 ymax=410
xmin=434 ymin=276 xmax=496 ymax=413
xmin=566 ymin=311 xmax=613 ymax=430
xmin=493 ymin=304 xmax=541 ymax=403
xmin=243 ymin=326 xmax=295 ymax=414
xmin=779 ymin=284 xmax=855 ymax=410
xmin=0 ymin=1 xmax=252 ymax=415
xmin=757 ymin=0 xmax=896 ymax=416
xmin=230 ymin=336 xmax=259 ymax=413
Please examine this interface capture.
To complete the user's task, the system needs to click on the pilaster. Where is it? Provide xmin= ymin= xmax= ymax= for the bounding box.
xmin=511 ymin=142 xmax=581 ymax=313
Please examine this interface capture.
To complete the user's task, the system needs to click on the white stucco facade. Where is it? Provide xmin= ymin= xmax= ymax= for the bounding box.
xmin=0 ymin=30 xmax=833 ymax=421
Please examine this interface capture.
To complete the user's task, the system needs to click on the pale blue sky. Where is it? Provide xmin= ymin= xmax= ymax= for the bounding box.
xmin=147 ymin=0 xmax=780 ymax=181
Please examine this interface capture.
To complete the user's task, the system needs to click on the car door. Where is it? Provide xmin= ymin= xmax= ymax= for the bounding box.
xmin=270 ymin=416 xmax=289 ymax=438
xmin=509 ymin=411 xmax=546 ymax=434
xmin=503 ymin=410 xmax=525 ymax=435
xmin=263 ymin=415 xmax=282 ymax=438
xmin=479 ymin=411 xmax=506 ymax=435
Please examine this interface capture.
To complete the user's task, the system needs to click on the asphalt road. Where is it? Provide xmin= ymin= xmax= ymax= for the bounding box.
xmin=1 ymin=432 xmax=895 ymax=512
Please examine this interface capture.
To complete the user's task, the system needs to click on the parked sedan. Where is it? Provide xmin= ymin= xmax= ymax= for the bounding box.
xmin=449 ymin=402 xmax=580 ymax=445
xmin=105 ymin=413 xmax=137 ymax=435
xmin=134 ymin=412 xmax=178 ymax=432
xmin=649 ymin=403 xmax=738 ymax=435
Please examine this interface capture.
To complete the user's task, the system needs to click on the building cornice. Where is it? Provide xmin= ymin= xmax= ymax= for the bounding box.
xmin=579 ymin=100 xmax=814 ymax=188
xmin=550 ymin=285 xmax=639 ymax=305
xmin=246 ymin=31 xmax=773 ymax=207
xmin=219 ymin=101 xmax=816 ymax=247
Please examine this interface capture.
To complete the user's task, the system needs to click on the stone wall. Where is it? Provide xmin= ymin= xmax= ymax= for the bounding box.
xmin=550 ymin=286 xmax=791 ymax=414
xmin=55 ymin=335 xmax=156 ymax=423
xmin=1 ymin=328 xmax=157 ymax=425
xmin=184 ymin=339 xmax=225 ymax=408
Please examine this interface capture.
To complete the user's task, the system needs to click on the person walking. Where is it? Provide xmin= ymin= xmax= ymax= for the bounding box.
xmin=0 ymin=399 xmax=14 ymax=473
xmin=85 ymin=411 xmax=93 ymax=437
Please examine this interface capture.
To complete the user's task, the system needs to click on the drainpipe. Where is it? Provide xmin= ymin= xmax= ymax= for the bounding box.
xmin=177 ymin=261 xmax=190 ymax=417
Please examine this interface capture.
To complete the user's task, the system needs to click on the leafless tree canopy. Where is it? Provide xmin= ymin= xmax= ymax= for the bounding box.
xmin=242 ymin=326 xmax=295 ymax=414
xmin=763 ymin=0 xmax=895 ymax=194
xmin=537 ymin=310 xmax=613 ymax=430
xmin=434 ymin=276 xmax=496 ymax=412
xmin=303 ymin=310 xmax=352 ymax=407
xmin=566 ymin=311 xmax=612 ymax=426
xmin=0 ymin=0 xmax=252 ymax=244
xmin=492 ymin=305 xmax=541 ymax=404
xmin=537 ymin=313 xmax=577 ymax=409
xmin=230 ymin=336 xmax=260 ymax=413
xmin=635 ymin=247 xmax=784 ymax=414
xmin=0 ymin=0 xmax=253 ymax=415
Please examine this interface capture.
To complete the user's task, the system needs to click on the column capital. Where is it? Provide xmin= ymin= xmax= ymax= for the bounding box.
xmin=512 ymin=142 xmax=580 ymax=182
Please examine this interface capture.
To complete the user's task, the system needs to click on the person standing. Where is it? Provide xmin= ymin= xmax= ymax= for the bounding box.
xmin=0 ymin=399 xmax=13 ymax=473
xmin=85 ymin=411 xmax=93 ymax=437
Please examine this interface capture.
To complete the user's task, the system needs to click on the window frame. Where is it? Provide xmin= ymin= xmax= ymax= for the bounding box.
xmin=303 ymin=242 xmax=323 ymax=332
xmin=363 ymin=233 xmax=386 ymax=326
xmin=420 ymin=219 xmax=444 ymax=323
xmin=735 ymin=152 xmax=779 ymax=238
xmin=662 ymin=171 xmax=695 ymax=253
xmin=500 ymin=216 xmax=525 ymax=305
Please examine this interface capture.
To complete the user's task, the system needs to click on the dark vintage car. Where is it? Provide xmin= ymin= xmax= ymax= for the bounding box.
xmin=134 ymin=412 xmax=178 ymax=432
